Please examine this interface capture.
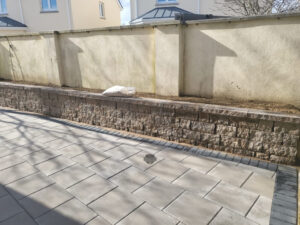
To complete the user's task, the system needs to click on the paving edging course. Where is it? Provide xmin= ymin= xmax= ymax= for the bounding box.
xmin=0 ymin=82 xmax=299 ymax=165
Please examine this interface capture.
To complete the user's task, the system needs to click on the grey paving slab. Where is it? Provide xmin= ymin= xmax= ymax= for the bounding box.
xmin=19 ymin=184 xmax=73 ymax=218
xmin=173 ymin=170 xmax=220 ymax=196
xmin=181 ymin=155 xmax=219 ymax=174
xmin=35 ymin=156 xmax=75 ymax=176
xmin=36 ymin=198 xmax=97 ymax=225
xmin=118 ymin=203 xmax=178 ymax=225
xmin=208 ymin=163 xmax=252 ymax=187
xmin=85 ymin=216 xmax=112 ymax=225
xmin=0 ymin=186 xmax=7 ymax=198
xmin=0 ymin=154 xmax=24 ymax=171
xmin=89 ymin=140 xmax=121 ymax=152
xmin=0 ymin=162 xmax=38 ymax=185
xmin=0 ymin=195 xmax=24 ymax=222
xmin=124 ymin=151 xmax=162 ymax=171
xmin=210 ymin=208 xmax=258 ymax=225
xmin=14 ymin=144 xmax=45 ymax=157
xmin=0 ymin=148 xmax=13 ymax=158
xmin=6 ymin=173 xmax=54 ymax=200
xmin=57 ymin=144 xmax=93 ymax=158
xmin=242 ymin=173 xmax=275 ymax=198
xmin=165 ymin=192 xmax=221 ymax=225
xmin=89 ymin=188 xmax=143 ymax=224
xmin=22 ymin=149 xmax=61 ymax=165
xmin=206 ymin=182 xmax=258 ymax=216
xmin=105 ymin=144 xmax=141 ymax=160
xmin=146 ymin=159 xmax=188 ymax=182
xmin=137 ymin=143 xmax=164 ymax=154
xmin=50 ymin=164 xmax=95 ymax=189
xmin=155 ymin=148 xmax=189 ymax=162
xmin=117 ymin=138 xmax=141 ymax=146
xmin=247 ymin=196 xmax=272 ymax=225
xmin=43 ymin=139 xmax=74 ymax=150
xmin=133 ymin=178 xmax=183 ymax=210
xmin=89 ymin=158 xmax=131 ymax=179
xmin=71 ymin=150 xmax=109 ymax=167
xmin=0 ymin=212 xmax=37 ymax=225
xmin=67 ymin=174 xmax=116 ymax=204
xmin=238 ymin=163 xmax=276 ymax=178
xmin=109 ymin=167 xmax=153 ymax=193
xmin=34 ymin=134 xmax=58 ymax=144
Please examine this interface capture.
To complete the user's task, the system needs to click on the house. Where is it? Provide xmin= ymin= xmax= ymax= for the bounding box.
xmin=0 ymin=0 xmax=122 ymax=33
xmin=130 ymin=0 xmax=226 ymax=24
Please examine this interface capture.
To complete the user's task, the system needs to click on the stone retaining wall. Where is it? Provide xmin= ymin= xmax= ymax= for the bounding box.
xmin=0 ymin=82 xmax=299 ymax=165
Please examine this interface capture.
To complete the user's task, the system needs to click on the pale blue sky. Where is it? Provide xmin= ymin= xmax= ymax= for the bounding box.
xmin=120 ymin=0 xmax=131 ymax=25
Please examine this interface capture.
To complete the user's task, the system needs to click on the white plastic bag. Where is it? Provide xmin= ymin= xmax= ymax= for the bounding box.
xmin=102 ymin=86 xmax=136 ymax=97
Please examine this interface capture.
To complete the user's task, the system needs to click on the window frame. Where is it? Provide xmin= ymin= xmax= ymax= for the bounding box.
xmin=0 ymin=0 xmax=7 ymax=15
xmin=99 ymin=1 xmax=105 ymax=19
xmin=41 ymin=0 xmax=58 ymax=13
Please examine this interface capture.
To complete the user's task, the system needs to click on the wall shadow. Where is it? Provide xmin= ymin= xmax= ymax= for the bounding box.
xmin=183 ymin=30 xmax=237 ymax=98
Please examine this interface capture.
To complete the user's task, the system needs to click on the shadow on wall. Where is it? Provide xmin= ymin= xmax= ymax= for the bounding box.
xmin=183 ymin=30 xmax=237 ymax=98
xmin=58 ymin=38 xmax=83 ymax=88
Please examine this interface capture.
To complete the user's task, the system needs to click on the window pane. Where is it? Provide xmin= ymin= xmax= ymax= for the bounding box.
xmin=0 ymin=0 xmax=7 ymax=13
xmin=50 ymin=0 xmax=57 ymax=9
xmin=99 ymin=3 xmax=104 ymax=17
xmin=42 ymin=0 xmax=49 ymax=10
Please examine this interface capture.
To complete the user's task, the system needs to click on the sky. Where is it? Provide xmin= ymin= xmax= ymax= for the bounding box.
xmin=120 ymin=0 xmax=131 ymax=25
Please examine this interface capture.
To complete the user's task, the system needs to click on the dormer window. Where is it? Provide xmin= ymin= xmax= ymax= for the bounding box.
xmin=41 ymin=0 xmax=58 ymax=12
xmin=157 ymin=0 xmax=178 ymax=4
xmin=0 ymin=0 xmax=7 ymax=14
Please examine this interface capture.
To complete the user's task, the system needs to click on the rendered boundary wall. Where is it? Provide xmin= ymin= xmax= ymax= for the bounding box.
xmin=0 ymin=82 xmax=299 ymax=165
xmin=0 ymin=14 xmax=300 ymax=106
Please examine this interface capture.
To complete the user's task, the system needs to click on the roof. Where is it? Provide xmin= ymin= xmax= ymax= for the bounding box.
xmin=0 ymin=17 xmax=26 ymax=28
xmin=130 ymin=6 xmax=193 ymax=24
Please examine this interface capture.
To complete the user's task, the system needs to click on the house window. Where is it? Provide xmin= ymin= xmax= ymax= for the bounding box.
xmin=99 ymin=2 xmax=105 ymax=18
xmin=0 ymin=0 xmax=7 ymax=14
xmin=41 ymin=0 xmax=58 ymax=12
xmin=157 ymin=0 xmax=177 ymax=4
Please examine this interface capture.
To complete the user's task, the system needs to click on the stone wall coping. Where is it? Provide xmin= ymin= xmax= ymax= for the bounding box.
xmin=1 ymin=81 xmax=300 ymax=124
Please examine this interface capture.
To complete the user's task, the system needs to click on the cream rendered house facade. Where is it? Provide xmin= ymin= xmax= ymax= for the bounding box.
xmin=130 ymin=0 xmax=226 ymax=24
xmin=0 ymin=0 xmax=122 ymax=33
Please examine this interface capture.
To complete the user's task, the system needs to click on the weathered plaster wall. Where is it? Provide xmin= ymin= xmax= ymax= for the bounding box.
xmin=0 ymin=14 xmax=300 ymax=107
xmin=0 ymin=82 xmax=299 ymax=165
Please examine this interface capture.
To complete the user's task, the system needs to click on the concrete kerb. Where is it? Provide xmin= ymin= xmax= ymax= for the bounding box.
xmin=0 ymin=107 xmax=297 ymax=225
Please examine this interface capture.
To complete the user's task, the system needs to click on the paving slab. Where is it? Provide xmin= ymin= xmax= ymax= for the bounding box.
xmin=0 ymin=195 xmax=24 ymax=222
xmin=89 ymin=140 xmax=121 ymax=152
xmin=36 ymin=198 xmax=97 ymax=225
xmin=210 ymin=208 xmax=257 ymax=225
xmin=0 ymin=162 xmax=38 ymax=185
xmin=0 ymin=212 xmax=37 ymax=225
xmin=67 ymin=174 xmax=116 ymax=204
xmin=242 ymin=173 xmax=275 ymax=198
xmin=181 ymin=155 xmax=218 ymax=174
xmin=6 ymin=173 xmax=54 ymax=200
xmin=155 ymin=148 xmax=189 ymax=162
xmin=133 ymin=178 xmax=183 ymax=210
xmin=206 ymin=182 xmax=258 ymax=216
xmin=89 ymin=158 xmax=131 ymax=179
xmin=247 ymin=196 xmax=273 ymax=225
xmin=124 ymin=151 xmax=162 ymax=171
xmin=208 ymin=163 xmax=252 ymax=187
xmin=19 ymin=184 xmax=73 ymax=218
xmin=35 ymin=156 xmax=75 ymax=176
xmin=119 ymin=203 xmax=178 ymax=225
xmin=165 ymin=192 xmax=221 ymax=225
xmin=0 ymin=186 xmax=7 ymax=198
xmin=146 ymin=159 xmax=188 ymax=182
xmin=137 ymin=143 xmax=164 ymax=154
xmin=22 ymin=150 xmax=61 ymax=165
xmin=14 ymin=145 xmax=46 ymax=157
xmin=109 ymin=167 xmax=153 ymax=193
xmin=105 ymin=144 xmax=141 ymax=160
xmin=50 ymin=164 xmax=95 ymax=189
xmin=85 ymin=216 xmax=112 ymax=225
xmin=89 ymin=188 xmax=143 ymax=224
xmin=0 ymin=154 xmax=24 ymax=171
xmin=56 ymin=144 xmax=93 ymax=158
xmin=173 ymin=170 xmax=220 ymax=196
xmin=71 ymin=150 xmax=109 ymax=167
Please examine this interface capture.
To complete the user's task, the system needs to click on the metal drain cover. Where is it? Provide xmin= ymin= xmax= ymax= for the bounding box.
xmin=144 ymin=154 xmax=157 ymax=164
